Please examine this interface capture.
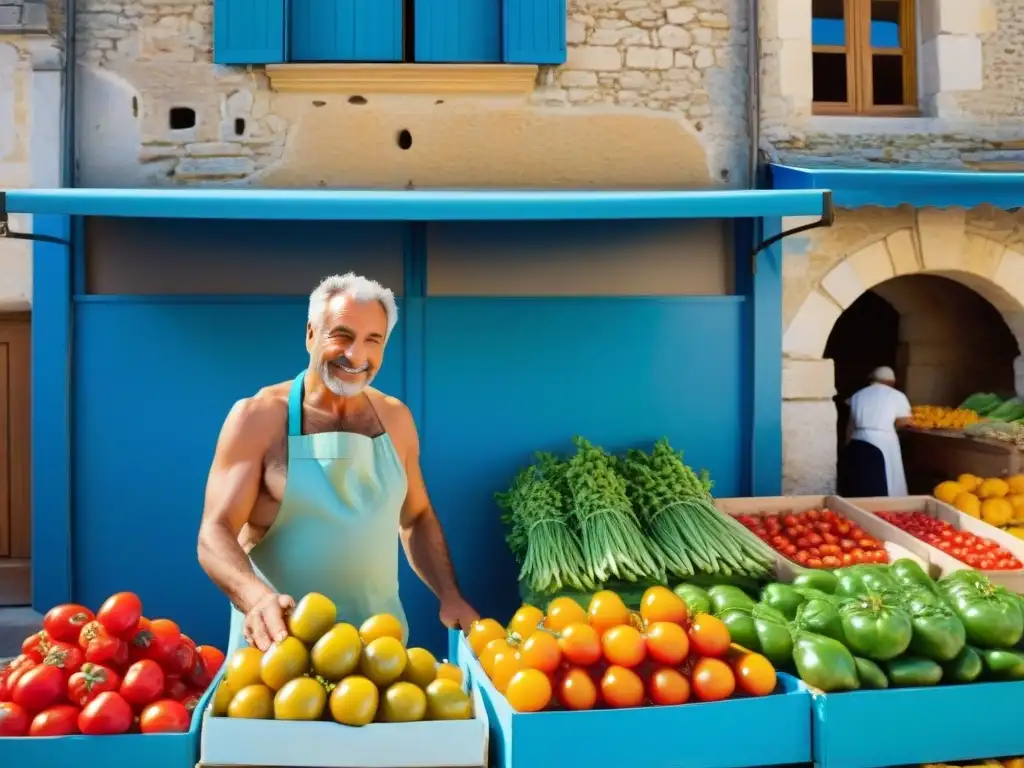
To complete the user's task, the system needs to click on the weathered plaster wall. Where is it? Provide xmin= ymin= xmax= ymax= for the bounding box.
xmin=74 ymin=0 xmax=751 ymax=188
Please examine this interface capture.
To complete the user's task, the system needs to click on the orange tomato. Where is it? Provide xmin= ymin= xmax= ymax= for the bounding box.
xmin=640 ymin=586 xmax=689 ymax=626
xmin=733 ymin=652 xmax=777 ymax=697
xmin=556 ymin=666 xmax=598 ymax=711
xmin=688 ymin=614 xmax=731 ymax=658
xmin=505 ymin=669 xmax=552 ymax=713
xmin=520 ymin=632 xmax=562 ymax=675
xmin=648 ymin=667 xmax=690 ymax=706
xmin=468 ymin=619 xmax=508 ymax=656
xmin=490 ymin=649 xmax=522 ymax=693
xmin=507 ymin=605 xmax=544 ymax=640
xmin=600 ymin=625 xmax=646 ymax=668
xmin=600 ymin=665 xmax=645 ymax=709
xmin=558 ymin=623 xmax=602 ymax=666
xmin=545 ymin=598 xmax=587 ymax=632
xmin=587 ymin=591 xmax=630 ymax=636
xmin=480 ymin=637 xmax=516 ymax=676
xmin=691 ymin=657 xmax=735 ymax=702
xmin=645 ymin=621 xmax=689 ymax=666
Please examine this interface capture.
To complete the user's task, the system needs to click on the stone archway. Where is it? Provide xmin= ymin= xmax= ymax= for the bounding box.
xmin=780 ymin=208 xmax=1024 ymax=494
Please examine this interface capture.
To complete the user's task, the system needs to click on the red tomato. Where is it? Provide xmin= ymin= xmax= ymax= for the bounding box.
xmin=599 ymin=665 xmax=645 ymax=709
xmin=163 ymin=675 xmax=188 ymax=700
xmin=6 ymin=658 xmax=36 ymax=694
xmin=139 ymin=699 xmax=190 ymax=733
xmin=0 ymin=701 xmax=29 ymax=736
xmin=120 ymin=660 xmax=166 ymax=708
xmin=29 ymin=704 xmax=81 ymax=736
xmin=166 ymin=637 xmax=197 ymax=677
xmin=43 ymin=642 xmax=84 ymax=678
xmin=645 ymin=622 xmax=689 ymax=666
xmin=96 ymin=593 xmax=143 ymax=640
xmin=128 ymin=618 xmax=154 ymax=663
xmin=78 ymin=692 xmax=133 ymax=735
xmin=691 ymin=657 xmax=736 ymax=702
xmin=189 ymin=646 xmax=225 ymax=687
xmin=648 ymin=667 xmax=690 ymax=706
xmin=42 ymin=605 xmax=96 ymax=644
xmin=84 ymin=634 xmax=129 ymax=669
xmin=558 ymin=623 xmax=602 ymax=667
xmin=77 ymin=620 xmax=107 ymax=649
xmin=146 ymin=619 xmax=182 ymax=663
xmin=178 ymin=689 xmax=203 ymax=715
xmin=0 ymin=668 xmax=10 ymax=702
xmin=11 ymin=664 xmax=65 ymax=713
xmin=21 ymin=631 xmax=52 ymax=663
xmin=67 ymin=663 xmax=121 ymax=707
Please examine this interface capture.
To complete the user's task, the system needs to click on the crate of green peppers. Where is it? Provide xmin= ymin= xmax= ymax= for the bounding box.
xmin=670 ymin=562 xmax=1024 ymax=768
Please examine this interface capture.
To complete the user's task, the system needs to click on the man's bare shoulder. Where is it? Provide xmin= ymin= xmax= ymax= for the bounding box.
xmin=219 ymin=383 xmax=291 ymax=446
xmin=367 ymin=389 xmax=417 ymax=445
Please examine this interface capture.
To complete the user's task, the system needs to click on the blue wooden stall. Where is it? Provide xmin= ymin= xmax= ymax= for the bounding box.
xmin=3 ymin=186 xmax=831 ymax=658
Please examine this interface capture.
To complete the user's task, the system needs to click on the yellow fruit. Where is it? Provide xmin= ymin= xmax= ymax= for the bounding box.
xmin=952 ymin=492 xmax=981 ymax=518
xmin=274 ymin=676 xmax=327 ymax=720
xmin=360 ymin=636 xmax=408 ymax=686
xmin=424 ymin=678 xmax=472 ymax=720
xmin=402 ymin=647 xmax=438 ymax=688
xmin=436 ymin=662 xmax=463 ymax=686
xmin=211 ymin=680 xmax=234 ymax=716
xmin=380 ymin=681 xmax=427 ymax=723
xmin=507 ymin=605 xmax=545 ymax=640
xmin=224 ymin=647 xmax=264 ymax=693
xmin=956 ymin=474 xmax=982 ymax=493
xmin=329 ymin=675 xmax=379 ymax=726
xmin=1009 ymin=495 xmax=1024 ymax=522
xmin=287 ymin=592 xmax=338 ymax=645
xmin=227 ymin=684 xmax=274 ymax=719
xmin=311 ymin=623 xmax=362 ymax=681
xmin=978 ymin=477 xmax=1010 ymax=499
xmin=981 ymin=498 xmax=1014 ymax=527
xmin=1006 ymin=526 xmax=1024 ymax=540
xmin=358 ymin=614 xmax=405 ymax=645
xmin=467 ymin=619 xmax=507 ymax=656
xmin=480 ymin=637 xmax=516 ymax=676
xmin=933 ymin=481 xmax=963 ymax=504
xmin=260 ymin=636 xmax=310 ymax=691
xmin=1007 ymin=476 xmax=1024 ymax=495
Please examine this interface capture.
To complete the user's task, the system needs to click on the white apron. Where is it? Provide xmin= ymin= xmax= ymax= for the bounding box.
xmin=848 ymin=383 xmax=911 ymax=497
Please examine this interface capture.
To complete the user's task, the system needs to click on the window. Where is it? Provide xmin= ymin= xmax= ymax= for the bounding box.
xmin=812 ymin=0 xmax=917 ymax=115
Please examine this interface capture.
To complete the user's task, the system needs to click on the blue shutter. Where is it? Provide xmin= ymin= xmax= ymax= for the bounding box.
xmin=502 ymin=0 xmax=566 ymax=64
xmin=414 ymin=0 xmax=501 ymax=63
xmin=214 ymin=0 xmax=287 ymax=64
xmin=290 ymin=0 xmax=402 ymax=62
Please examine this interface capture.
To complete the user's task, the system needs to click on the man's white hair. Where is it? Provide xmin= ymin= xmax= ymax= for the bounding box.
xmin=308 ymin=273 xmax=399 ymax=340
xmin=871 ymin=366 xmax=896 ymax=383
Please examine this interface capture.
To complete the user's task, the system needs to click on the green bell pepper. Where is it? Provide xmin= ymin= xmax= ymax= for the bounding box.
xmin=708 ymin=585 xmax=756 ymax=615
xmin=673 ymin=583 xmax=711 ymax=616
xmin=792 ymin=570 xmax=838 ymax=594
xmin=940 ymin=575 xmax=1024 ymax=648
xmin=980 ymin=648 xmax=1024 ymax=681
xmin=794 ymin=598 xmax=846 ymax=643
xmin=791 ymin=631 xmax=859 ymax=692
xmin=752 ymin=604 xmax=794 ymax=668
xmin=834 ymin=564 xmax=897 ymax=598
xmin=943 ymin=645 xmax=983 ymax=683
xmin=760 ymin=583 xmax=805 ymax=620
xmin=792 ymin=586 xmax=837 ymax=604
xmin=718 ymin=608 xmax=760 ymax=652
xmin=853 ymin=657 xmax=888 ymax=689
xmin=903 ymin=588 xmax=966 ymax=662
xmin=839 ymin=593 xmax=913 ymax=661
xmin=884 ymin=656 xmax=943 ymax=687
xmin=890 ymin=558 xmax=936 ymax=592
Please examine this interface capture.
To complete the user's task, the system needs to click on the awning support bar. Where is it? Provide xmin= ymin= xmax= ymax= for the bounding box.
xmin=0 ymin=192 xmax=73 ymax=246
xmin=751 ymin=190 xmax=834 ymax=273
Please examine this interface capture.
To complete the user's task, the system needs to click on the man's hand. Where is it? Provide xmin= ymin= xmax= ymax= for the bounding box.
xmin=243 ymin=592 xmax=295 ymax=651
xmin=439 ymin=595 xmax=479 ymax=633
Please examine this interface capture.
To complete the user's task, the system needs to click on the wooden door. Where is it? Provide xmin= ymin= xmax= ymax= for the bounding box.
xmin=0 ymin=314 xmax=30 ymax=605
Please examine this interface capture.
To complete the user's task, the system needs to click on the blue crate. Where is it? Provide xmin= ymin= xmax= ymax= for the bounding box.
xmin=453 ymin=632 xmax=812 ymax=768
xmin=812 ymin=680 xmax=1024 ymax=768
xmin=0 ymin=675 xmax=216 ymax=768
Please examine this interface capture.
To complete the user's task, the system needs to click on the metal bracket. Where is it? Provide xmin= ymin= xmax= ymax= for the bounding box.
xmin=0 ymin=191 xmax=73 ymax=246
xmin=751 ymin=190 xmax=834 ymax=274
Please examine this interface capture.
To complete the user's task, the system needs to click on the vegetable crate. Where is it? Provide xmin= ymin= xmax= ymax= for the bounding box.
xmin=851 ymin=496 xmax=1024 ymax=592
xmin=0 ymin=681 xmax=216 ymax=768
xmin=452 ymin=633 xmax=811 ymax=768
xmin=713 ymin=496 xmax=938 ymax=578
xmin=811 ymin=680 xmax=1024 ymax=768
xmin=198 ymin=643 xmax=489 ymax=768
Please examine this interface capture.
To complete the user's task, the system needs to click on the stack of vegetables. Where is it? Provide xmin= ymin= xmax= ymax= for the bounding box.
xmin=498 ymin=437 xmax=778 ymax=604
xmin=734 ymin=507 xmax=889 ymax=569
xmin=466 ymin=586 xmax=778 ymax=713
xmin=910 ymin=406 xmax=982 ymax=430
xmin=670 ymin=561 xmax=1024 ymax=692
xmin=875 ymin=510 xmax=1022 ymax=570
xmin=959 ymin=393 xmax=1024 ymax=422
xmin=933 ymin=474 xmax=1024 ymax=538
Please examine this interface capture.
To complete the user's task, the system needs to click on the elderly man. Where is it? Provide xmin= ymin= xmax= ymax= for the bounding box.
xmin=197 ymin=273 xmax=478 ymax=651
xmin=841 ymin=366 xmax=913 ymax=497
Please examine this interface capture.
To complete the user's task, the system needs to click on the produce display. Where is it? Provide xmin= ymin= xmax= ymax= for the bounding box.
xmin=924 ymin=760 xmax=1024 ymax=768
xmin=685 ymin=560 xmax=1024 ymax=693
xmin=0 ymin=592 xmax=224 ymax=737
xmin=910 ymin=405 xmax=982 ymax=430
xmin=875 ymin=511 xmax=1023 ymax=571
xmin=933 ymin=474 xmax=1024 ymax=537
xmin=212 ymin=593 xmax=470 ymax=725
xmin=498 ymin=438 xmax=777 ymax=598
xmin=959 ymin=393 xmax=1024 ymax=423
xmin=467 ymin=585 xmax=778 ymax=713
xmin=734 ymin=507 xmax=889 ymax=569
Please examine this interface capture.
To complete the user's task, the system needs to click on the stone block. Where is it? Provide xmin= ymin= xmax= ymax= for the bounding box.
xmin=886 ymin=229 xmax=919 ymax=275
xmin=846 ymin=239 xmax=895 ymax=291
xmin=920 ymin=0 xmax=985 ymax=38
xmin=565 ymin=45 xmax=621 ymax=71
xmin=933 ymin=35 xmax=983 ymax=92
xmin=782 ymin=357 xmax=836 ymax=401
xmin=820 ymin=259 xmax=866 ymax=309
xmin=778 ymin=38 xmax=812 ymax=101
xmin=918 ymin=208 xmax=967 ymax=271
xmin=994 ymin=248 xmax=1024 ymax=311
xmin=773 ymin=0 xmax=812 ymax=42
xmin=783 ymin=290 xmax=843 ymax=359
xmin=962 ymin=234 xmax=1005 ymax=279
xmin=782 ymin=400 xmax=838 ymax=495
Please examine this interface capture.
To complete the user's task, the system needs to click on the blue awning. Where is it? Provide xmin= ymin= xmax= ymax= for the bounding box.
xmin=3 ymin=187 xmax=830 ymax=221
xmin=770 ymin=163 xmax=1024 ymax=210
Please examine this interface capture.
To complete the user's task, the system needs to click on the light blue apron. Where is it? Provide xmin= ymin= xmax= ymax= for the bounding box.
xmin=225 ymin=371 xmax=408 ymax=655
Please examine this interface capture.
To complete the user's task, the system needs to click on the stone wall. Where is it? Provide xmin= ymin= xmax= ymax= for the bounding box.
xmin=74 ymin=0 xmax=751 ymax=188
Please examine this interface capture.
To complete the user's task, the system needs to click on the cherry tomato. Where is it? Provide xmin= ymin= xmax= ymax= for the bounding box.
xmin=688 ymin=614 xmax=731 ymax=657
xmin=84 ymin=634 xmax=129 ymax=669
xmin=587 ymin=591 xmax=630 ymax=637
xmin=21 ymin=631 xmax=52 ymax=664
xmin=467 ymin=619 xmax=507 ymax=656
xmin=12 ymin=663 xmax=65 ymax=712
xmin=68 ymin=663 xmax=122 ymax=707
xmin=43 ymin=605 xmax=96 ymax=644
xmin=195 ymin=646 xmax=225 ymax=679
xmin=556 ymin=666 xmax=597 ymax=711
xmin=507 ymin=605 xmax=544 ymax=640
xmin=645 ymin=621 xmax=689 ymax=666
xmin=29 ymin=704 xmax=81 ymax=736
xmin=6 ymin=658 xmax=36 ymax=693
xmin=146 ymin=619 xmax=182 ymax=663
xmin=120 ymin=660 xmax=166 ymax=708
xmin=78 ymin=620 xmax=107 ymax=649
xmin=544 ymin=597 xmax=587 ymax=633
xmin=43 ymin=641 xmax=85 ymax=678
xmin=519 ymin=631 xmax=562 ymax=675
xmin=178 ymin=689 xmax=203 ymax=715
xmin=139 ymin=699 xmax=190 ymax=733
xmin=0 ymin=701 xmax=29 ymax=736
xmin=733 ymin=652 xmax=777 ymax=697
xmin=96 ymin=593 xmax=143 ymax=640
xmin=489 ymin=649 xmax=522 ymax=694
xmin=163 ymin=675 xmax=188 ymax=700
xmin=558 ymin=623 xmax=602 ymax=666
xmin=639 ymin=586 xmax=688 ymax=625
xmin=78 ymin=691 xmax=134 ymax=735
xmin=504 ymin=669 xmax=552 ymax=713
xmin=165 ymin=637 xmax=197 ymax=677
xmin=600 ymin=665 xmax=644 ymax=709
xmin=601 ymin=625 xmax=646 ymax=668
xmin=648 ymin=667 xmax=690 ymax=706
xmin=692 ymin=657 xmax=735 ymax=702
xmin=127 ymin=618 xmax=153 ymax=663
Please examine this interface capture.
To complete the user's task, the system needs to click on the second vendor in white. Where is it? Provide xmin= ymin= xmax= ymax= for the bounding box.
xmin=846 ymin=366 xmax=913 ymax=497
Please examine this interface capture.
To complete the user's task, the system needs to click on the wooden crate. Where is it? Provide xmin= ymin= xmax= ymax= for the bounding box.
xmin=900 ymin=428 xmax=1023 ymax=494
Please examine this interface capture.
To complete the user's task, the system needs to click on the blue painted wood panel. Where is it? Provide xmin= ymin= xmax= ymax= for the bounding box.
xmin=213 ymin=0 xmax=287 ymax=64
xmin=502 ymin=0 xmax=566 ymax=64
xmin=290 ymin=0 xmax=402 ymax=62
xmin=71 ymin=299 xmax=405 ymax=647
xmin=752 ymin=218 xmax=783 ymax=495
xmin=415 ymin=0 xmax=501 ymax=63
xmin=416 ymin=297 xmax=748 ymax=655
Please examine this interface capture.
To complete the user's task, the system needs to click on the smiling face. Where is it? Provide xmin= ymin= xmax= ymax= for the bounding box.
xmin=306 ymin=292 xmax=389 ymax=397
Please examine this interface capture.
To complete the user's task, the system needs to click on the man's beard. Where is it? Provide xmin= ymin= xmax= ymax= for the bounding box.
xmin=319 ymin=357 xmax=375 ymax=397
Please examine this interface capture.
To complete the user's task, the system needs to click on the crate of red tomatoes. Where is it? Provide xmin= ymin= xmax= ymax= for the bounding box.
xmin=713 ymin=496 xmax=937 ymax=576
xmin=850 ymin=495 xmax=1024 ymax=592
xmin=0 ymin=590 xmax=222 ymax=768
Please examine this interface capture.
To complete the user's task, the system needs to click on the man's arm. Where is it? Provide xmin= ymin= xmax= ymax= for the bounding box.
xmin=894 ymin=391 xmax=913 ymax=429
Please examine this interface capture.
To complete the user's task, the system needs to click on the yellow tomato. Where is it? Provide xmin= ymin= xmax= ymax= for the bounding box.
xmin=507 ymin=605 xmax=544 ymax=639
xmin=953 ymin=491 xmax=981 ymax=518
xmin=467 ymin=619 xmax=507 ymax=656
xmin=544 ymin=597 xmax=587 ymax=632
xmin=436 ymin=662 xmax=464 ymax=686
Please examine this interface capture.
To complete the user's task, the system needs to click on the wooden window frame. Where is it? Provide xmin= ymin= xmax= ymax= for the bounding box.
xmin=812 ymin=0 xmax=918 ymax=116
